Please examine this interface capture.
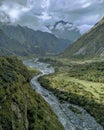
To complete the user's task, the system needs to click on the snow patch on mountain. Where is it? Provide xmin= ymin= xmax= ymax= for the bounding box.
xmin=46 ymin=20 xmax=81 ymax=41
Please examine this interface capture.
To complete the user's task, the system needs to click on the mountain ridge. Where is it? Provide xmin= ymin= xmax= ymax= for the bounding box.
xmin=0 ymin=23 xmax=71 ymax=56
xmin=62 ymin=17 xmax=104 ymax=59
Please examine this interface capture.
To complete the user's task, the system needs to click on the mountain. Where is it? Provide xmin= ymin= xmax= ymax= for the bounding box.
xmin=47 ymin=20 xmax=81 ymax=42
xmin=0 ymin=56 xmax=64 ymax=130
xmin=0 ymin=23 xmax=70 ymax=56
xmin=62 ymin=17 xmax=104 ymax=59
xmin=0 ymin=28 xmax=21 ymax=56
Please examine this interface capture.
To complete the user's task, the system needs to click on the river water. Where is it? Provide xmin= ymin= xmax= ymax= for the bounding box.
xmin=23 ymin=59 xmax=104 ymax=130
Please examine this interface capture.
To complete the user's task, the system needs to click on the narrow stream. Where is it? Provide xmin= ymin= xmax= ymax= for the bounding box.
xmin=23 ymin=59 xmax=104 ymax=130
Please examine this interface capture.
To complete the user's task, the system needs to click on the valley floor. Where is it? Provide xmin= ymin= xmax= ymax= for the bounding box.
xmin=38 ymin=58 xmax=104 ymax=127
xmin=24 ymin=59 xmax=103 ymax=130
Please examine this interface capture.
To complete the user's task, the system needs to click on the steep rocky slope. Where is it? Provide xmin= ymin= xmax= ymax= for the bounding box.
xmin=62 ymin=17 xmax=104 ymax=59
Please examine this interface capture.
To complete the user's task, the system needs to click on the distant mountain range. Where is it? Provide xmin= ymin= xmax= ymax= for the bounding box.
xmin=62 ymin=17 xmax=104 ymax=59
xmin=1 ymin=16 xmax=104 ymax=59
xmin=47 ymin=20 xmax=81 ymax=42
xmin=0 ymin=23 xmax=71 ymax=56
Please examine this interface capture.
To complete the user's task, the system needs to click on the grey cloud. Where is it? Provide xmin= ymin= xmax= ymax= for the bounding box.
xmin=0 ymin=0 xmax=104 ymax=33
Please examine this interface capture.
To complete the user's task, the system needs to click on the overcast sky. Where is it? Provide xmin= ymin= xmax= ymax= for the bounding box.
xmin=0 ymin=0 xmax=104 ymax=33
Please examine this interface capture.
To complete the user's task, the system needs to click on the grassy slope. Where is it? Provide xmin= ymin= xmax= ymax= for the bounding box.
xmin=39 ymin=58 xmax=104 ymax=127
xmin=0 ymin=56 xmax=64 ymax=130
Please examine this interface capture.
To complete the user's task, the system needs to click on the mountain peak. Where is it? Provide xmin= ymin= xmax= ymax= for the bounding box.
xmin=46 ymin=20 xmax=81 ymax=41
xmin=53 ymin=20 xmax=73 ymax=29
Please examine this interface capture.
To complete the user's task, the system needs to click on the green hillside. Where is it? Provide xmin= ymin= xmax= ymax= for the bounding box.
xmin=62 ymin=17 xmax=104 ymax=59
xmin=0 ymin=56 xmax=64 ymax=130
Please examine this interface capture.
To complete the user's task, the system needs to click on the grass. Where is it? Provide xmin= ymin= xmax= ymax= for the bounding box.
xmin=38 ymin=58 xmax=104 ymax=127
xmin=26 ymin=66 xmax=41 ymax=77
xmin=40 ymin=73 xmax=104 ymax=102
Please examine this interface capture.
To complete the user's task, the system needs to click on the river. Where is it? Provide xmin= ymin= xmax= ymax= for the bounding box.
xmin=23 ymin=59 xmax=104 ymax=130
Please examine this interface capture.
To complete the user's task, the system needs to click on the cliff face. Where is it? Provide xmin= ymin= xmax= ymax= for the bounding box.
xmin=0 ymin=56 xmax=64 ymax=130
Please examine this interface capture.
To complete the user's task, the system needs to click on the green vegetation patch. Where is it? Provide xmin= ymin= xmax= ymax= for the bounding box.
xmin=68 ymin=61 xmax=104 ymax=83
xmin=0 ymin=56 xmax=64 ymax=130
